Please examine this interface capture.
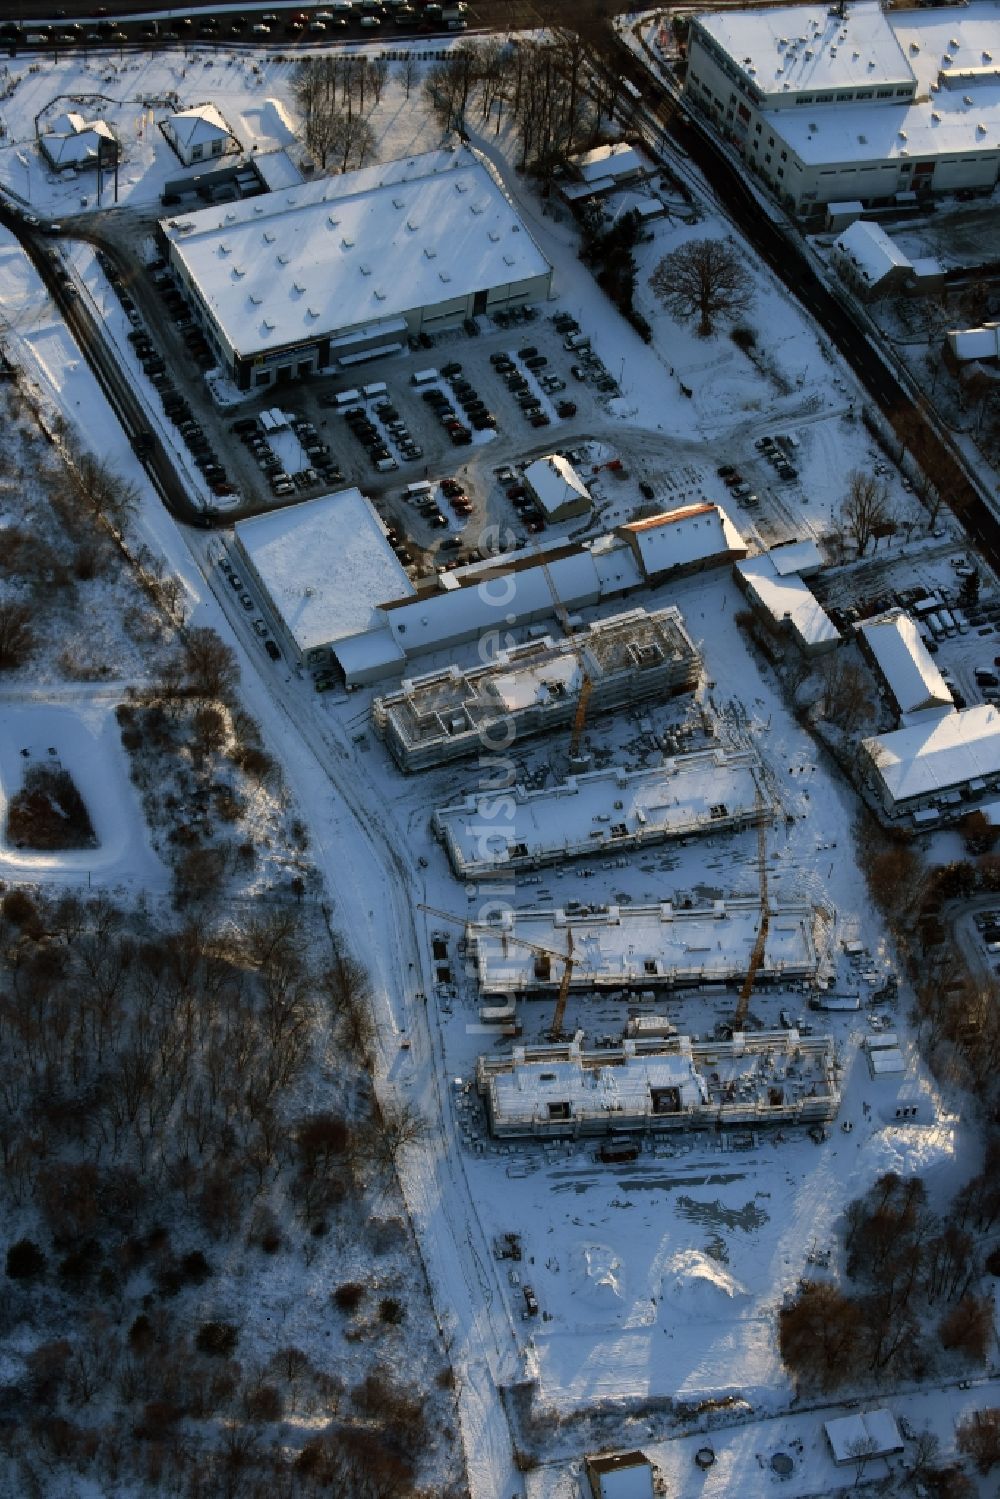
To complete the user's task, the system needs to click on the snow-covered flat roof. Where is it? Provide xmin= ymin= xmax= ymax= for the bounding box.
xmin=766 ymin=87 xmax=1000 ymax=165
xmin=948 ymin=322 xmax=1000 ymax=362
xmin=890 ymin=3 xmax=1000 ymax=94
xmin=161 ymin=146 xmax=550 ymax=359
xmin=834 ymin=220 xmax=911 ymax=283
xmin=524 ymin=454 xmax=591 ymax=518
xmin=768 ymin=537 xmax=823 ymax=576
xmin=863 ymin=703 xmax=1000 ymax=805
xmin=858 ymin=608 xmax=953 ymax=716
xmin=736 ymin=554 xmax=840 ymax=649
xmin=380 ymin=544 xmax=603 ymax=655
xmin=590 ymin=1459 xmax=655 ymax=1499
xmin=826 ymin=1410 xmax=903 ymax=1464
xmin=570 ymin=142 xmax=648 ymax=183
xmin=433 ymin=751 xmax=767 ymax=876
xmin=252 ymin=150 xmax=304 ymax=192
xmin=470 ymin=898 xmax=820 ymax=994
xmin=693 ymin=1 xmax=914 ymax=98
xmin=619 ymin=502 xmax=745 ymax=576
xmin=234 ymin=487 xmax=414 ymax=656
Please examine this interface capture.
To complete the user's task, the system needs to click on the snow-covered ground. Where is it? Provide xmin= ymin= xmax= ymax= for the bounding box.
xmin=0 ymin=33 xmax=996 ymax=1498
xmin=0 ymin=695 xmax=166 ymax=889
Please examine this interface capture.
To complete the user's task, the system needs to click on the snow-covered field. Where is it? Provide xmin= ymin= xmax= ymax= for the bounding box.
xmin=0 ymin=30 xmax=995 ymax=1499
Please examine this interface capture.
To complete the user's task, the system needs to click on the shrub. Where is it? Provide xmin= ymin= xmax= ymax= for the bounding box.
xmin=180 ymin=1250 xmax=212 ymax=1285
xmin=730 ymin=323 xmax=758 ymax=352
xmin=6 ymin=1238 xmax=46 ymax=1280
xmin=195 ymin=1321 xmax=239 ymax=1357
xmin=379 ymin=1296 xmax=405 ymax=1325
xmin=2 ymin=889 xmax=39 ymax=928
xmin=333 ymin=1282 xmax=366 ymax=1313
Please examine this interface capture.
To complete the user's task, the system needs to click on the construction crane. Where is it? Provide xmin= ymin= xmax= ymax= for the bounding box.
xmin=535 ymin=547 xmax=593 ymax=763
xmin=568 ymin=677 xmax=594 ymax=761
xmin=418 ymin=903 xmax=576 ymax=1041
xmin=732 ymin=787 xmax=769 ymax=1032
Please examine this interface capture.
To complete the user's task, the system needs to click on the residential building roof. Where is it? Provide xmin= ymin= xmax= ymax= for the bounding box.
xmin=570 ymin=142 xmax=648 ymax=183
xmin=619 ymin=502 xmax=745 ymax=576
xmin=858 ymin=608 xmax=953 ymax=716
xmin=42 ymin=112 xmax=115 ymax=167
xmin=862 ymin=703 xmax=1000 ymax=804
xmin=736 ymin=554 xmax=840 ymax=649
xmin=825 ymin=1410 xmax=904 ymax=1464
xmin=834 ymin=220 xmax=911 ymax=285
xmin=524 ymin=454 xmax=591 ymax=517
xmin=166 ymin=104 xmax=233 ymax=151
xmin=948 ymin=322 xmax=1000 ymax=362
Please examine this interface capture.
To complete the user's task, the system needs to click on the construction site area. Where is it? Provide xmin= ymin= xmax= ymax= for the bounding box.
xmin=431 ymin=749 xmax=773 ymax=878
xmin=467 ymin=898 xmax=829 ymax=999
xmin=371 ymin=605 xmax=699 ymax=771
xmin=476 ymin=1031 xmax=841 ymax=1140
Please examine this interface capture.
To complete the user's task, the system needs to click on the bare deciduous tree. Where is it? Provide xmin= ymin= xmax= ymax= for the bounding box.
xmin=0 ymin=599 xmax=34 ymax=668
xmin=183 ymin=626 xmax=239 ymax=702
xmin=840 ymin=468 xmax=892 ymax=555
xmin=649 ymin=237 xmax=754 ymax=337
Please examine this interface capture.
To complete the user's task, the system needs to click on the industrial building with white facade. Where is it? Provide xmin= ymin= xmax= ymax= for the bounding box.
xmin=159 ymin=145 xmax=553 ymax=390
xmin=683 ymin=1 xmax=1000 ymax=217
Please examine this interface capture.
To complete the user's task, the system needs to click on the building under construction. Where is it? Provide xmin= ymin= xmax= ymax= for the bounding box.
xmin=476 ymin=1031 xmax=840 ymax=1139
xmin=371 ymin=606 xmax=699 ymax=772
xmin=432 ymin=749 xmax=770 ymax=878
xmin=468 ymin=898 xmax=825 ymax=998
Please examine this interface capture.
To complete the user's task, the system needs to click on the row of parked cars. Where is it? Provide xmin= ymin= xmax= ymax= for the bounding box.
xmin=496 ymin=465 xmax=546 ymax=535
xmin=555 ymin=315 xmax=620 ymax=399
xmin=371 ymin=398 xmax=424 ymax=465
xmin=421 ymin=385 xmax=473 ymax=447
xmin=216 ymin=558 xmax=281 ymax=660
xmin=490 ymin=350 xmax=552 ymax=430
xmin=343 ymin=404 xmax=402 ymax=471
xmin=231 ymin=415 xmax=341 ymax=497
xmin=440 ymin=362 xmax=497 ymax=432
xmin=148 ymin=261 xmax=215 ymax=373
xmin=114 ymin=261 xmax=233 ymax=501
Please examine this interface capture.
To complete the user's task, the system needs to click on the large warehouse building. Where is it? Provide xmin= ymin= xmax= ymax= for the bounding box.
xmin=159 ymin=145 xmax=553 ymax=389
xmin=684 ymin=1 xmax=1000 ymax=218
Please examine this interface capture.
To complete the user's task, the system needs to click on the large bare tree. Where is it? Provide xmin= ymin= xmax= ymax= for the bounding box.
xmin=840 ymin=468 xmax=892 ymax=555
xmin=649 ymin=236 xmax=754 ymax=336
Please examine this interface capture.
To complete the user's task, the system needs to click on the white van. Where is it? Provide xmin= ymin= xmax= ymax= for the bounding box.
xmin=375 ymin=457 xmax=399 ymax=473
xmin=335 ymin=387 xmax=361 ymax=408
xmin=406 ymin=481 xmax=434 ymax=500
xmin=938 ymin=608 xmax=957 ymax=637
xmin=411 ymin=368 xmax=439 ymax=386
xmin=363 ymin=381 xmax=388 ymax=399
xmin=924 ymin=612 xmax=944 ymax=639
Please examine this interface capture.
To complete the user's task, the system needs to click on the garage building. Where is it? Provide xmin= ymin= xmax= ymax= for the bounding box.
xmin=159 ymin=145 xmax=553 ymax=390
